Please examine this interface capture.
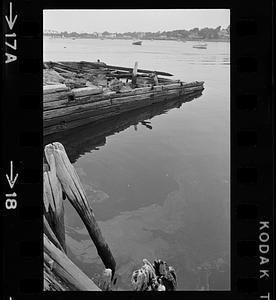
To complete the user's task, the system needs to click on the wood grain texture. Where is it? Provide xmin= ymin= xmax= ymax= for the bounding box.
xmin=44 ymin=235 xmax=101 ymax=291
xmin=44 ymin=143 xmax=116 ymax=275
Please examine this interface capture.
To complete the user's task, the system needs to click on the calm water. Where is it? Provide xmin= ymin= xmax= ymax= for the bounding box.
xmin=44 ymin=38 xmax=230 ymax=290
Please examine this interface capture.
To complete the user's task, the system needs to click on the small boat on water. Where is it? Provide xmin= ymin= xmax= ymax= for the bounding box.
xmin=132 ymin=40 xmax=142 ymax=45
xmin=193 ymin=42 xmax=207 ymax=49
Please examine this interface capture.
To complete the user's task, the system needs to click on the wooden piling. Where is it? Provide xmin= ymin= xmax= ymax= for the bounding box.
xmin=153 ymin=73 xmax=159 ymax=86
xmin=44 ymin=142 xmax=116 ymax=276
xmin=43 ymin=154 xmax=66 ymax=253
xmin=44 ymin=234 xmax=101 ymax=291
xmin=132 ymin=61 xmax=138 ymax=87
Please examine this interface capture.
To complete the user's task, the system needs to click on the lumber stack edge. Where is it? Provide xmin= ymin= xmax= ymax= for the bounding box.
xmin=43 ymin=61 xmax=204 ymax=135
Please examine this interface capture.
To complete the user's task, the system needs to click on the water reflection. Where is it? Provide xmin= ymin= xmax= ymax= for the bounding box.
xmin=44 ymin=91 xmax=203 ymax=163
xmin=44 ymin=90 xmax=229 ymax=291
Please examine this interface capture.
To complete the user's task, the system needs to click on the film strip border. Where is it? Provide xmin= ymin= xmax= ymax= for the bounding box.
xmin=2 ymin=0 xmax=42 ymax=296
xmin=1 ymin=1 xmax=273 ymax=299
xmin=233 ymin=11 xmax=273 ymax=299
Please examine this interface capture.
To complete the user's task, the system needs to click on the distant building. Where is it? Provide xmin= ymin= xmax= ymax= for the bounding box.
xmin=188 ymin=33 xmax=204 ymax=39
xmin=44 ymin=29 xmax=60 ymax=35
xmin=105 ymin=33 xmax=116 ymax=38
xmin=218 ymin=29 xmax=229 ymax=38
xmin=139 ymin=32 xmax=145 ymax=38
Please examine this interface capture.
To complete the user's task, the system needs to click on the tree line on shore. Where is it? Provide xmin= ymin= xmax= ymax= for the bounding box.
xmin=44 ymin=25 xmax=230 ymax=40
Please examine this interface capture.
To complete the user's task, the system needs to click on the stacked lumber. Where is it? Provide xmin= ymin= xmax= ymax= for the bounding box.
xmin=72 ymin=86 xmax=103 ymax=97
xmin=44 ymin=84 xmax=69 ymax=94
xmin=43 ymin=84 xmax=70 ymax=111
xmin=43 ymin=61 xmax=204 ymax=135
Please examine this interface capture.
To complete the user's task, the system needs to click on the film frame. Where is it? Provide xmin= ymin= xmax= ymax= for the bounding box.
xmin=1 ymin=0 xmax=274 ymax=299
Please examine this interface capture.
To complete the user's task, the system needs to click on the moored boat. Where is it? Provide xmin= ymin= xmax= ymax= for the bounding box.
xmin=193 ymin=42 xmax=207 ymax=49
xmin=132 ymin=40 xmax=142 ymax=45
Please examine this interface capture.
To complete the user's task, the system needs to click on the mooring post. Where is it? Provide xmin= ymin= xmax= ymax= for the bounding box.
xmin=153 ymin=72 xmax=159 ymax=86
xmin=132 ymin=61 xmax=138 ymax=87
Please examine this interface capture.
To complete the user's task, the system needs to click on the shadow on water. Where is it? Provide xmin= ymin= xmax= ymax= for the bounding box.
xmin=44 ymin=91 xmax=203 ymax=163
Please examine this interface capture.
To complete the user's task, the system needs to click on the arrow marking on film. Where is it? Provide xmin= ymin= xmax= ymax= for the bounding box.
xmin=5 ymin=2 xmax=17 ymax=30
xmin=6 ymin=161 xmax=18 ymax=189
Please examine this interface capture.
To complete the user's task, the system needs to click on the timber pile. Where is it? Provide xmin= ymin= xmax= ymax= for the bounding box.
xmin=43 ymin=61 xmax=204 ymax=135
xmin=43 ymin=142 xmax=178 ymax=291
xmin=43 ymin=142 xmax=116 ymax=291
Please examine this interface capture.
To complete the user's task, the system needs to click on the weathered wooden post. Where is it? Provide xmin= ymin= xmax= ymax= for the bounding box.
xmin=44 ymin=157 xmax=66 ymax=253
xmin=44 ymin=234 xmax=101 ymax=291
xmin=132 ymin=61 xmax=138 ymax=87
xmin=44 ymin=142 xmax=116 ymax=276
xmin=153 ymin=72 xmax=159 ymax=86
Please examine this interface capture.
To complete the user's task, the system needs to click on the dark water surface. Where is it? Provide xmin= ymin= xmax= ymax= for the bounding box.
xmin=44 ymin=38 xmax=230 ymax=290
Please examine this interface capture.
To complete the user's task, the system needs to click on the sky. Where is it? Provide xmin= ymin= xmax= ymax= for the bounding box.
xmin=43 ymin=9 xmax=230 ymax=33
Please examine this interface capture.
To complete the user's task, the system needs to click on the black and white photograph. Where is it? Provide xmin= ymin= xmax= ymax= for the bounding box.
xmin=43 ymin=9 xmax=230 ymax=291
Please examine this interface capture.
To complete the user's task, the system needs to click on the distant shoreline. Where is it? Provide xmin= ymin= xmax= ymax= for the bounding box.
xmin=44 ymin=36 xmax=230 ymax=43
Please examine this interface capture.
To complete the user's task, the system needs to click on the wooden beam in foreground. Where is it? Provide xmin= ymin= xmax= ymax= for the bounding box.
xmin=44 ymin=234 xmax=101 ymax=291
xmin=44 ymin=142 xmax=116 ymax=276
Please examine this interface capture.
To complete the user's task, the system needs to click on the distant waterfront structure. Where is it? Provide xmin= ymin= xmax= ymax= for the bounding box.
xmin=218 ymin=28 xmax=229 ymax=39
xmin=43 ymin=26 xmax=230 ymax=41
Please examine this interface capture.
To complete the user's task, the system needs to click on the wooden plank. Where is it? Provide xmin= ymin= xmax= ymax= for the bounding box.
xmin=44 ymin=87 xmax=151 ymax=111
xmin=44 ymin=106 xmax=119 ymax=127
xmin=44 ymin=99 xmax=69 ymax=110
xmin=44 ymin=216 xmax=65 ymax=253
xmin=158 ymin=77 xmax=179 ymax=82
xmin=44 ymin=110 xmax=120 ymax=135
xmin=42 ymin=81 xmax=203 ymax=107
xmin=43 ymin=91 xmax=71 ymax=103
xmin=72 ymin=86 xmax=103 ymax=97
xmin=132 ymin=61 xmax=138 ymax=86
xmin=153 ymin=85 xmax=163 ymax=92
xmin=56 ymin=61 xmax=174 ymax=76
xmin=44 ymin=235 xmax=101 ymax=291
xmin=44 ymin=84 xmax=69 ymax=95
xmin=44 ymin=143 xmax=116 ymax=275
xmin=44 ymin=84 xmax=204 ymax=120
xmin=118 ymin=86 xmax=152 ymax=96
xmin=48 ymin=62 xmax=80 ymax=73
xmin=44 ymin=90 xmax=204 ymax=136
xmin=98 ymin=63 xmax=173 ymax=77
xmin=183 ymin=86 xmax=204 ymax=93
xmin=111 ymin=93 xmax=151 ymax=105
xmin=44 ymin=91 xmax=116 ymax=110
xmin=44 ymin=99 xmax=112 ymax=120
xmin=161 ymin=83 xmax=182 ymax=90
xmin=182 ymin=81 xmax=204 ymax=88
xmin=74 ymin=91 xmax=116 ymax=102
xmin=44 ymin=266 xmax=67 ymax=291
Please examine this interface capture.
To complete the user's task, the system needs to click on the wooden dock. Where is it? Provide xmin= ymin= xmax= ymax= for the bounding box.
xmin=43 ymin=61 xmax=204 ymax=135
